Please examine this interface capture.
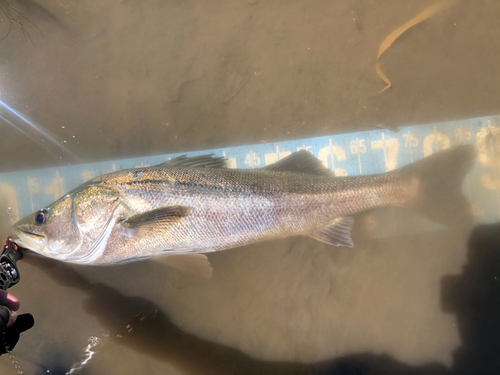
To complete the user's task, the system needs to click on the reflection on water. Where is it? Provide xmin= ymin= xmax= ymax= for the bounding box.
xmin=0 ymin=0 xmax=500 ymax=374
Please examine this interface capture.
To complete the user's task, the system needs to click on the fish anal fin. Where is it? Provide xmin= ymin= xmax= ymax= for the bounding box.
xmin=263 ymin=150 xmax=335 ymax=177
xmin=309 ymin=216 xmax=354 ymax=247
xmin=120 ymin=206 xmax=191 ymax=235
xmin=156 ymin=154 xmax=227 ymax=169
xmin=157 ymin=254 xmax=213 ymax=278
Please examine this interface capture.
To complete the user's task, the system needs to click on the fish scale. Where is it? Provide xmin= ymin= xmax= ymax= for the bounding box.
xmin=12 ymin=146 xmax=475 ymax=268
xmin=91 ymin=167 xmax=413 ymax=263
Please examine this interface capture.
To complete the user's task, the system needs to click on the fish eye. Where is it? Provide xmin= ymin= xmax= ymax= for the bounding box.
xmin=35 ymin=210 xmax=48 ymax=225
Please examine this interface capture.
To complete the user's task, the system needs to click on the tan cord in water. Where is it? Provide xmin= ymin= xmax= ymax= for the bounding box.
xmin=376 ymin=0 xmax=456 ymax=93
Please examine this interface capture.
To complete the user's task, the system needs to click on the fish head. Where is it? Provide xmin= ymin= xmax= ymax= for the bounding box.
xmin=12 ymin=194 xmax=83 ymax=260
xmin=12 ymin=185 xmax=123 ymax=263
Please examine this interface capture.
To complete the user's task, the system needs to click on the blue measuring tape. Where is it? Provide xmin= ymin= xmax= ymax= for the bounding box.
xmin=0 ymin=115 xmax=499 ymax=238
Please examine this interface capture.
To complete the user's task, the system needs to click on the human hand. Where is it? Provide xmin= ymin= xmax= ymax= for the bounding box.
xmin=0 ymin=291 xmax=20 ymax=330
xmin=0 ymin=291 xmax=34 ymax=354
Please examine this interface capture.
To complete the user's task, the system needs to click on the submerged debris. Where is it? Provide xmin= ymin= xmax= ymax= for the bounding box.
xmin=376 ymin=0 xmax=456 ymax=93
xmin=0 ymin=1 xmax=42 ymax=43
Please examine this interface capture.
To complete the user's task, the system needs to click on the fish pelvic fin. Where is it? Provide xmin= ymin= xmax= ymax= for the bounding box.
xmin=309 ymin=216 xmax=354 ymax=247
xmin=120 ymin=205 xmax=191 ymax=235
xmin=263 ymin=150 xmax=335 ymax=177
xmin=399 ymin=144 xmax=476 ymax=226
xmin=157 ymin=253 xmax=213 ymax=278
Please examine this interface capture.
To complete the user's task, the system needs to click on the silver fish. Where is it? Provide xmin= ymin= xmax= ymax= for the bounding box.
xmin=12 ymin=146 xmax=475 ymax=274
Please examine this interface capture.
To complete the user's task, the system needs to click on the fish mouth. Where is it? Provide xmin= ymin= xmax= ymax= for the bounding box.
xmin=12 ymin=229 xmax=47 ymax=252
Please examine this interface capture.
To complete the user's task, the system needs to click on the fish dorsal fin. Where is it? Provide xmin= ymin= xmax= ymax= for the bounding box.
xmin=263 ymin=150 xmax=335 ymax=177
xmin=156 ymin=154 xmax=227 ymax=168
xmin=308 ymin=216 xmax=354 ymax=247
xmin=157 ymin=254 xmax=213 ymax=278
xmin=120 ymin=206 xmax=191 ymax=235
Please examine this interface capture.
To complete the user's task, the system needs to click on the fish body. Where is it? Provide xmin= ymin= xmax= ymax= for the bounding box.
xmin=12 ymin=146 xmax=475 ymax=266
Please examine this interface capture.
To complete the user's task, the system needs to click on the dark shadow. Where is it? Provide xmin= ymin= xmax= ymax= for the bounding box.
xmin=21 ymin=223 xmax=500 ymax=374
xmin=441 ymin=223 xmax=500 ymax=375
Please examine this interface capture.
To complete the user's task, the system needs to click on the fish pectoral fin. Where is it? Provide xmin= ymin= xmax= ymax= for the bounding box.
xmin=120 ymin=206 xmax=191 ymax=235
xmin=155 ymin=154 xmax=227 ymax=168
xmin=308 ymin=216 xmax=354 ymax=247
xmin=263 ymin=150 xmax=335 ymax=177
xmin=157 ymin=254 xmax=213 ymax=278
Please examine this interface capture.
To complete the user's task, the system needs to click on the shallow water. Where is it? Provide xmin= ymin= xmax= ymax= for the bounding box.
xmin=0 ymin=0 xmax=499 ymax=374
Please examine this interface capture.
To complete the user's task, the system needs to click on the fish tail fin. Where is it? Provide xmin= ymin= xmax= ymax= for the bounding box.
xmin=400 ymin=144 xmax=476 ymax=225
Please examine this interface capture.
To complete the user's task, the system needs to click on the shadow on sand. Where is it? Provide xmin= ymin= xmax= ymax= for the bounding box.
xmin=23 ymin=223 xmax=500 ymax=375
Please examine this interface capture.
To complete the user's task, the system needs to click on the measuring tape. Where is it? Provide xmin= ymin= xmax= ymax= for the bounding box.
xmin=0 ymin=115 xmax=499 ymax=238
